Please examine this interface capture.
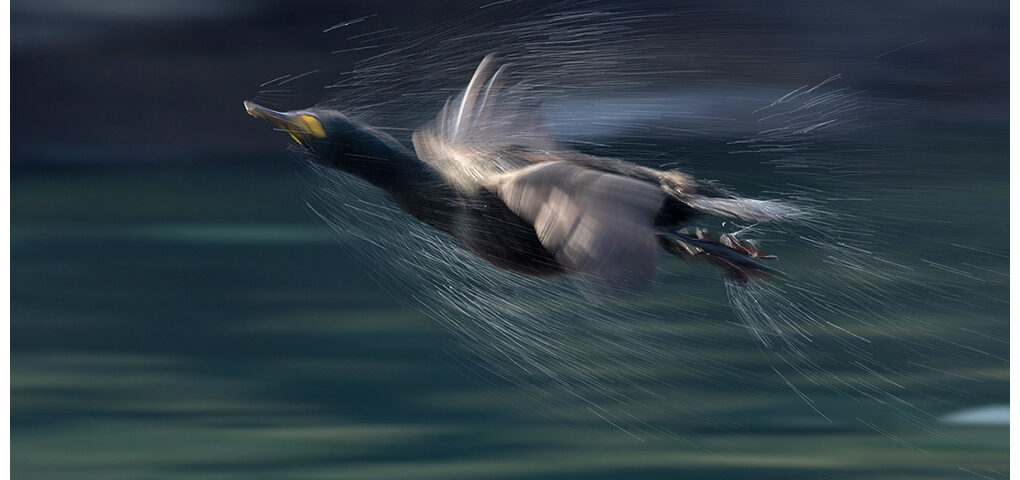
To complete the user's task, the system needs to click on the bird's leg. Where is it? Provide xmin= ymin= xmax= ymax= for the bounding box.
xmin=658 ymin=227 xmax=779 ymax=282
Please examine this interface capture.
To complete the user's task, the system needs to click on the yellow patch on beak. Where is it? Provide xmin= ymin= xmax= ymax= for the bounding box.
xmin=244 ymin=101 xmax=325 ymax=146
xmin=299 ymin=115 xmax=326 ymax=138
xmin=284 ymin=116 xmax=325 ymax=146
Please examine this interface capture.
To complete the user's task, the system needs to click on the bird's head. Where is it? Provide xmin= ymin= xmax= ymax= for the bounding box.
xmin=245 ymin=100 xmax=427 ymax=189
xmin=244 ymin=100 xmax=358 ymax=161
xmin=246 ymin=99 xmax=418 ymax=170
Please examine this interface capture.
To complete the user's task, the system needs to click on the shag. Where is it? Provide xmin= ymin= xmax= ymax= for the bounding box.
xmin=246 ymin=55 xmax=796 ymax=290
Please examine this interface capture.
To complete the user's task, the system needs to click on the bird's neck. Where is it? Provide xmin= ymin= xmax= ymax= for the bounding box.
xmin=343 ymin=145 xmax=435 ymax=191
xmin=323 ymin=129 xmax=459 ymax=231
xmin=313 ymin=123 xmax=429 ymax=187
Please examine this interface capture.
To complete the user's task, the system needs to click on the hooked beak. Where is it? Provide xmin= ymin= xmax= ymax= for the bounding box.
xmin=244 ymin=100 xmax=326 ymax=146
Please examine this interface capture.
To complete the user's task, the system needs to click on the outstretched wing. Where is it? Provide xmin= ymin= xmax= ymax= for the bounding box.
xmin=424 ymin=54 xmax=555 ymax=150
xmin=417 ymin=53 xmax=804 ymax=234
xmin=491 ymin=161 xmax=667 ymax=290
xmin=412 ymin=55 xmax=560 ymax=193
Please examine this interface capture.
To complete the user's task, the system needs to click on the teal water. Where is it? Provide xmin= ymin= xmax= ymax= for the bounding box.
xmin=12 ymin=127 xmax=1008 ymax=479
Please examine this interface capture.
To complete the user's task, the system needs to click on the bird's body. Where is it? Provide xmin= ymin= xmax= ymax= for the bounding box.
xmin=246 ymin=55 xmax=797 ymax=289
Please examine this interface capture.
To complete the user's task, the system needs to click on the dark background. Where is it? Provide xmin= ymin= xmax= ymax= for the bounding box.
xmin=12 ymin=0 xmax=1007 ymax=165
xmin=12 ymin=1 xmax=1008 ymax=479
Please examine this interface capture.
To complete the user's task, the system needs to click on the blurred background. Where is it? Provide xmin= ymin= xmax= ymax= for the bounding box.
xmin=12 ymin=1 xmax=1008 ymax=479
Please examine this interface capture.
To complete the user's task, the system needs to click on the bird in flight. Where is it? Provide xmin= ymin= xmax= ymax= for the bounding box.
xmin=246 ymin=54 xmax=797 ymax=290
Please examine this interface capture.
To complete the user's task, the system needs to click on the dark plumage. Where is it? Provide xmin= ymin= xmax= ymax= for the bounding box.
xmin=246 ymin=55 xmax=797 ymax=289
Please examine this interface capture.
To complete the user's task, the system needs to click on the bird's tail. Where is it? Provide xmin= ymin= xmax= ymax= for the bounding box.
xmin=658 ymin=228 xmax=780 ymax=283
xmin=682 ymin=195 xmax=804 ymax=223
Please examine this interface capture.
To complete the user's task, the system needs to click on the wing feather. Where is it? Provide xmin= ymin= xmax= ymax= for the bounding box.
xmin=493 ymin=161 xmax=666 ymax=290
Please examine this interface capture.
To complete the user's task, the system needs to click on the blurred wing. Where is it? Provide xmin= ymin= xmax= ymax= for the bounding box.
xmin=431 ymin=54 xmax=556 ymax=150
xmin=417 ymin=54 xmax=803 ymax=229
xmin=492 ymin=161 xmax=667 ymax=290
xmin=412 ymin=55 xmax=561 ymax=192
